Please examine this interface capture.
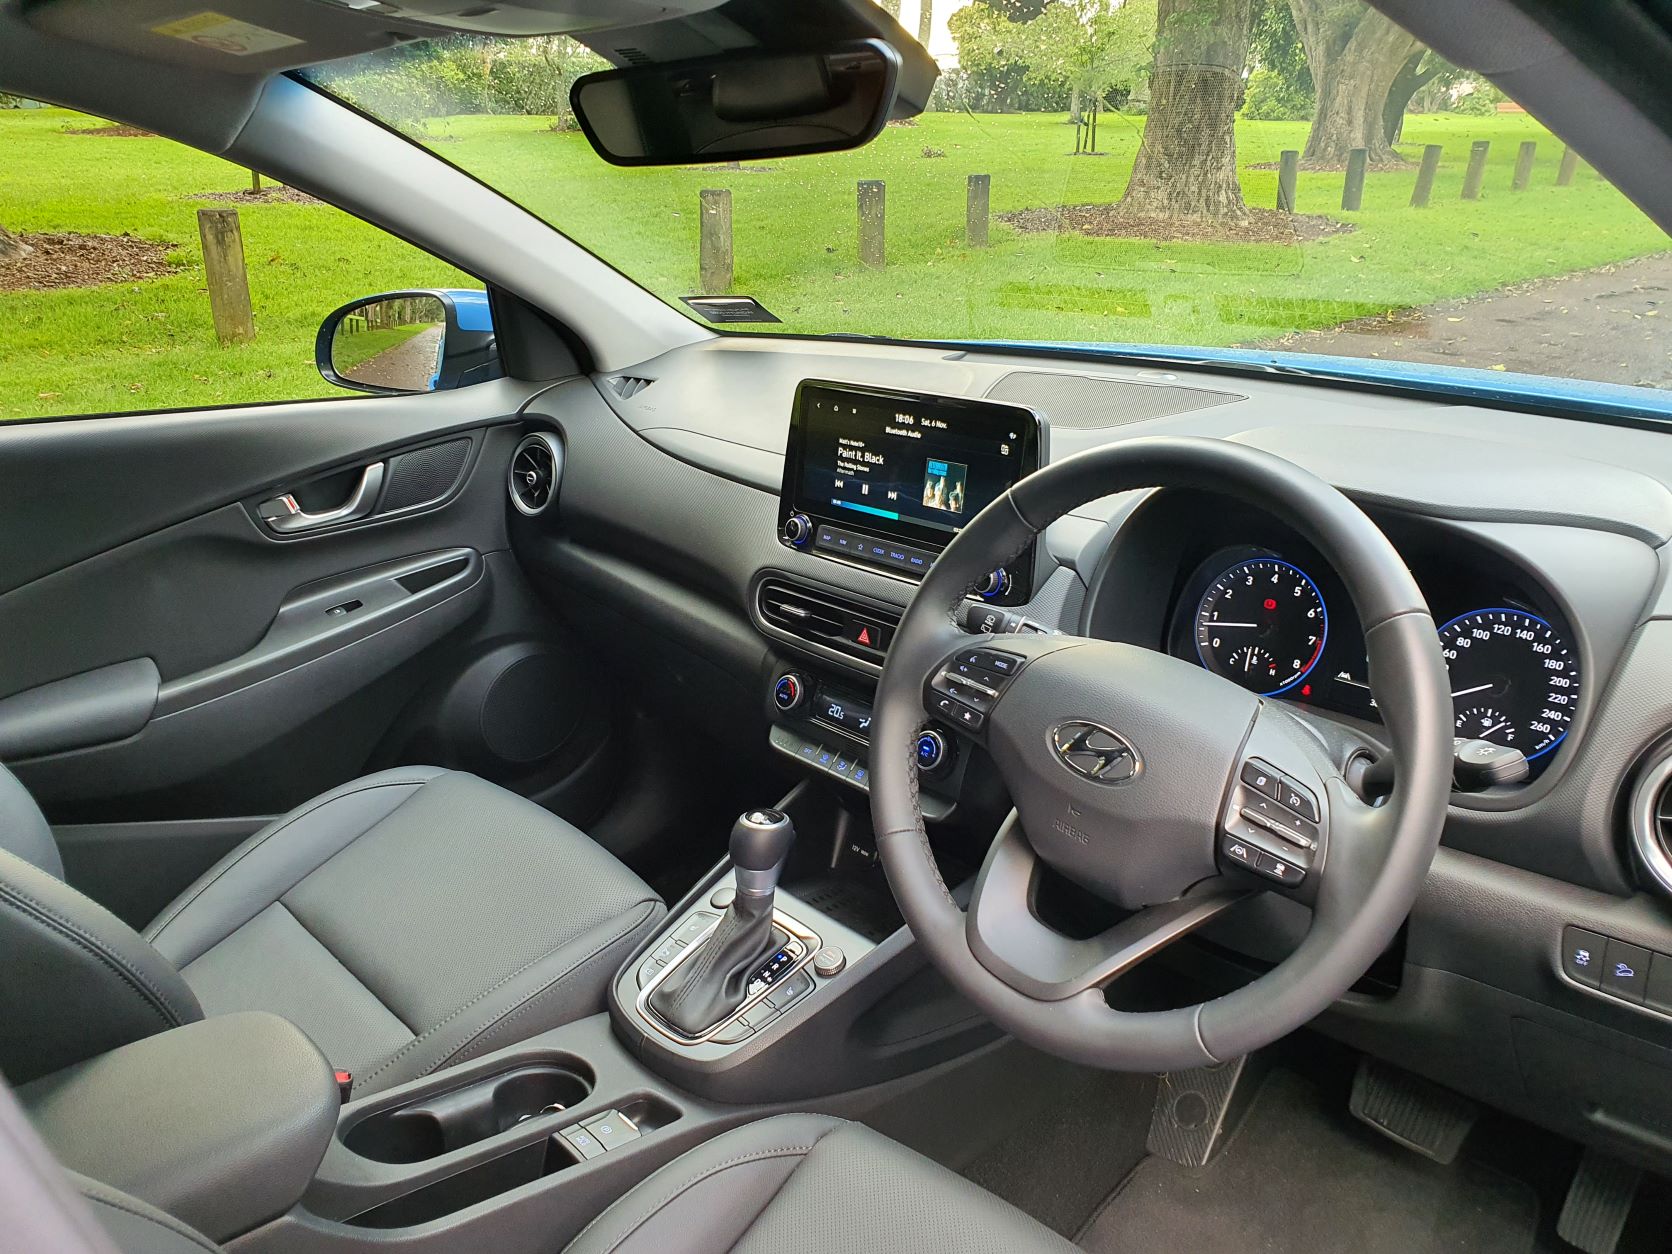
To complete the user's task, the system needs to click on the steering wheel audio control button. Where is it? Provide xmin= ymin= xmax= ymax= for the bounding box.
xmin=960 ymin=648 xmax=1022 ymax=677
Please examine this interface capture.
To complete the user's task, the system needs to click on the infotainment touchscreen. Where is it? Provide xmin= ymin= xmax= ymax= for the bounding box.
xmin=787 ymin=381 xmax=1043 ymax=542
xmin=779 ymin=381 xmax=1046 ymax=602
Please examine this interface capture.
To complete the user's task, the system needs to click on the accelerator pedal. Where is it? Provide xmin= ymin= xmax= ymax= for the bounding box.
xmin=1349 ymin=1056 xmax=1478 ymax=1164
xmin=1145 ymin=1055 xmax=1261 ymax=1167
xmin=1557 ymin=1149 xmax=1642 ymax=1254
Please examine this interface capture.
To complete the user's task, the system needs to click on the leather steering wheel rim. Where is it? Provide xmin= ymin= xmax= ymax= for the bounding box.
xmin=869 ymin=436 xmax=1453 ymax=1071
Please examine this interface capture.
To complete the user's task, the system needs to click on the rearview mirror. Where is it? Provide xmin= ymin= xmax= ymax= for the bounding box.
xmin=570 ymin=39 xmax=902 ymax=167
xmin=316 ymin=289 xmax=501 ymax=395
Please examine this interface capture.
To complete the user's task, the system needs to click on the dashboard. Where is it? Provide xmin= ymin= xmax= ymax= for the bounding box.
xmin=514 ymin=333 xmax=1672 ymax=1176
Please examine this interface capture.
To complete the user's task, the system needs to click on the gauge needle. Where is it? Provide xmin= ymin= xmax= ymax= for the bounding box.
xmin=1210 ymin=622 xmax=1257 ymax=628
xmin=1451 ymin=683 xmax=1494 ymax=698
xmin=1479 ymin=721 xmax=1509 ymax=738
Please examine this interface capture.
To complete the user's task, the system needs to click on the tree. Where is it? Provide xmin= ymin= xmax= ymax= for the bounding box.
xmin=1381 ymin=48 xmax=1463 ymax=143
xmin=1287 ymin=0 xmax=1420 ymax=166
xmin=1117 ymin=0 xmax=1254 ymax=220
xmin=0 ymin=226 xmax=31 ymax=261
xmin=881 ymin=0 xmax=901 ymax=17
xmin=919 ymin=0 xmax=934 ymax=50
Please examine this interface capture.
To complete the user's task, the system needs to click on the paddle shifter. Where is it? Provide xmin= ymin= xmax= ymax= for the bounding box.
xmin=648 ymin=809 xmax=796 ymax=1036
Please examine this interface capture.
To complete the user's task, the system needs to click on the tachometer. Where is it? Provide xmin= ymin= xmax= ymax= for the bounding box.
xmin=1437 ymin=608 xmax=1579 ymax=760
xmin=1194 ymin=558 xmax=1328 ymax=696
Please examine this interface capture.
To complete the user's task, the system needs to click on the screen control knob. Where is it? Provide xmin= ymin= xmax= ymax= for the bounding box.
xmin=780 ymin=513 xmax=812 ymax=548
xmin=974 ymin=568 xmax=1012 ymax=599
xmin=915 ymin=730 xmax=949 ymax=772
xmin=773 ymin=673 xmax=806 ymax=712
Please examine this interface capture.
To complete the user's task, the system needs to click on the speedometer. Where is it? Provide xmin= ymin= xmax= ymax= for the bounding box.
xmin=1194 ymin=558 xmax=1328 ymax=696
xmin=1437 ymin=608 xmax=1579 ymax=760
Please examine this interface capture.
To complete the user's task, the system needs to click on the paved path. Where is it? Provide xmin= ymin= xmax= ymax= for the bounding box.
xmin=353 ymin=325 xmax=444 ymax=391
xmin=1256 ymin=253 xmax=1672 ymax=390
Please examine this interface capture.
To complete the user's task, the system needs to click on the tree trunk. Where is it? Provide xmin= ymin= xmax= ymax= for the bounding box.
xmin=0 ymin=225 xmax=31 ymax=260
xmin=1068 ymin=86 xmax=1082 ymax=126
xmin=1289 ymin=1 xmax=1420 ymax=166
xmin=1118 ymin=0 xmax=1253 ymax=222
xmin=880 ymin=0 xmax=900 ymax=18
xmin=1383 ymin=52 xmax=1443 ymax=146
xmin=917 ymin=0 xmax=932 ymax=49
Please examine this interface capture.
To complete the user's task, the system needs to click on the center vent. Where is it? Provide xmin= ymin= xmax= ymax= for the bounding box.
xmin=755 ymin=578 xmax=899 ymax=663
xmin=1631 ymin=745 xmax=1672 ymax=897
xmin=606 ymin=375 xmax=654 ymax=399
xmin=986 ymin=370 xmax=1242 ymax=430
xmin=508 ymin=432 xmax=563 ymax=517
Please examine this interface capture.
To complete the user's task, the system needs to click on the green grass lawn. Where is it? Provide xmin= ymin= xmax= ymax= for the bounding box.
xmin=2 ymin=105 xmax=1667 ymax=421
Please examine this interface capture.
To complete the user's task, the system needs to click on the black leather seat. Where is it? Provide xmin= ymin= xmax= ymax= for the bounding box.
xmin=562 ymin=1115 xmax=1079 ymax=1254
xmin=48 ymin=1113 xmax=1079 ymax=1253
xmin=0 ymin=763 xmax=663 ymax=1094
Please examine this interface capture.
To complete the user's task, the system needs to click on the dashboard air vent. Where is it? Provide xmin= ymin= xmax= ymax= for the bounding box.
xmin=607 ymin=375 xmax=654 ymax=399
xmin=508 ymin=432 xmax=563 ymax=517
xmin=755 ymin=578 xmax=900 ymax=664
xmin=1632 ymin=747 xmax=1672 ymax=897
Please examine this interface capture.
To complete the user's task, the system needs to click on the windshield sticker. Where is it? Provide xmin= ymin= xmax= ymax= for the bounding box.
xmin=150 ymin=12 xmax=302 ymax=55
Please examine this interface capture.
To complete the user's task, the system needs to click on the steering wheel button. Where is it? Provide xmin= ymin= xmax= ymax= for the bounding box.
xmin=1221 ymin=837 xmax=1260 ymax=870
xmin=1277 ymin=777 xmax=1320 ymax=822
xmin=1240 ymin=760 xmax=1281 ymax=800
xmin=1253 ymin=852 xmax=1305 ymax=886
xmin=962 ymin=648 xmax=1022 ymax=676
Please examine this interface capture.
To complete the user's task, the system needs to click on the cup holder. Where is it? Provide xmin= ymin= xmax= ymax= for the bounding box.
xmin=344 ymin=1062 xmax=594 ymax=1164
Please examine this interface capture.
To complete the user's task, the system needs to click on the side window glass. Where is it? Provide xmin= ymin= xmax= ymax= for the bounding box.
xmin=1 ymin=103 xmax=476 ymax=423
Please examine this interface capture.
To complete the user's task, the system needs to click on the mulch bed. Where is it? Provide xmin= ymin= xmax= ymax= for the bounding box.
xmin=190 ymin=186 xmax=321 ymax=205
xmin=997 ymin=203 xmax=1355 ymax=245
xmin=0 ymin=231 xmax=174 ymax=292
xmin=65 ymin=123 xmax=155 ymax=137
xmin=1247 ymin=158 xmax=1409 ymax=173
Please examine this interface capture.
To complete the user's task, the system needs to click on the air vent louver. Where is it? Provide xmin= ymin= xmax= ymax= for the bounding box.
xmin=755 ymin=578 xmax=899 ymax=663
xmin=1630 ymin=747 xmax=1672 ymax=896
xmin=508 ymin=432 xmax=562 ymax=517
xmin=607 ymin=375 xmax=655 ymax=399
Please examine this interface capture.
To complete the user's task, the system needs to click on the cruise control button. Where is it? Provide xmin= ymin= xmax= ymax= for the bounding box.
xmin=1560 ymin=926 xmax=1605 ymax=989
xmin=1602 ymin=939 xmax=1652 ymax=1003
xmin=1240 ymin=760 xmax=1281 ymax=800
xmin=1253 ymin=852 xmax=1305 ymax=887
xmin=1276 ymin=776 xmax=1320 ymax=822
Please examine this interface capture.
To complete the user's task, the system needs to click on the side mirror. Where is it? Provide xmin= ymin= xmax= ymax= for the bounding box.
xmin=316 ymin=289 xmax=501 ymax=395
xmin=570 ymin=39 xmax=902 ymax=167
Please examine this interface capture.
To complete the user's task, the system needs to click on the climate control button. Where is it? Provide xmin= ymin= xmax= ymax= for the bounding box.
xmin=773 ymin=673 xmax=806 ymax=712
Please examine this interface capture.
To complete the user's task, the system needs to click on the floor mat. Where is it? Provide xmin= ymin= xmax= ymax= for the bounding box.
xmin=1078 ymin=1069 xmax=1540 ymax=1254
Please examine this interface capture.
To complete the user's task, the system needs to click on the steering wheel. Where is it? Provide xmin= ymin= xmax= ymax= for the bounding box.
xmin=870 ymin=437 xmax=1453 ymax=1071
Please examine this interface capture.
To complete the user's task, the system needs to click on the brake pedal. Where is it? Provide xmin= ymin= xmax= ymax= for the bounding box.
xmin=1146 ymin=1055 xmax=1259 ymax=1167
xmin=1349 ymin=1056 xmax=1478 ymax=1164
xmin=1557 ymin=1148 xmax=1641 ymax=1254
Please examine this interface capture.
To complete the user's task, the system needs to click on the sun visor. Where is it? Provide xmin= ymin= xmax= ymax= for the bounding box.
xmin=20 ymin=0 xmax=732 ymax=74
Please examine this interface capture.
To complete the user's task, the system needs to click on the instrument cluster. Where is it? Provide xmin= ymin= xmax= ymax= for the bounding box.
xmin=1168 ymin=541 xmax=1581 ymax=772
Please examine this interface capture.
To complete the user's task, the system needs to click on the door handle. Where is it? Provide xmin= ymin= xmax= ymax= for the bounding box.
xmin=259 ymin=462 xmax=386 ymax=534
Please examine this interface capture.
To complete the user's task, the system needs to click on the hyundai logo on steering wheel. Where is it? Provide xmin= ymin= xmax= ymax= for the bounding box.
xmin=1051 ymin=721 xmax=1142 ymax=785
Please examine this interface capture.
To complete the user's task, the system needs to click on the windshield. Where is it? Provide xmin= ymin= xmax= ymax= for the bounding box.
xmin=310 ymin=3 xmax=1671 ymax=398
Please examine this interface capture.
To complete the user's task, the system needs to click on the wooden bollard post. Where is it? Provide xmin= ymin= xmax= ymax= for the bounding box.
xmin=1461 ymin=140 xmax=1490 ymax=200
xmin=1341 ymin=147 xmax=1367 ymax=211
xmin=966 ymin=174 xmax=990 ymax=248
xmin=249 ymin=169 xmax=262 ymax=194
xmin=1276 ymin=149 xmax=1298 ymax=212
xmin=1410 ymin=144 xmax=1442 ymax=207
xmin=1512 ymin=140 xmax=1537 ymax=191
xmin=1557 ymin=145 xmax=1580 ymax=186
xmin=698 ymin=188 xmax=732 ymax=294
xmin=858 ymin=179 xmax=885 ymax=269
xmin=196 ymin=207 xmax=255 ymax=345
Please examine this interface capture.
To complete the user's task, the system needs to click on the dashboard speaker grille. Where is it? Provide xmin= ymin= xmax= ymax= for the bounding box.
xmin=509 ymin=432 xmax=563 ymax=517
xmin=986 ymin=370 xmax=1242 ymax=430
xmin=1630 ymin=745 xmax=1672 ymax=897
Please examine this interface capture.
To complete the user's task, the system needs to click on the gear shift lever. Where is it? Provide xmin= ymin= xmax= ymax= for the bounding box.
xmin=648 ymin=809 xmax=796 ymax=1036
